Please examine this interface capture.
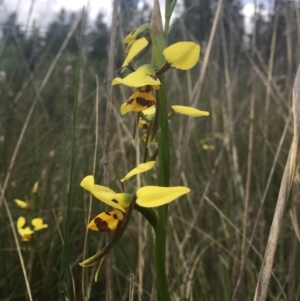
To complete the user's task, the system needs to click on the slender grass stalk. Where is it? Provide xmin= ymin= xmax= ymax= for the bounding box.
xmin=262 ymin=9 xmax=279 ymax=186
xmin=81 ymin=75 xmax=100 ymax=299
xmin=103 ymin=0 xmax=119 ymax=300
xmin=2 ymin=194 xmax=33 ymax=301
xmin=59 ymin=10 xmax=84 ymax=300
xmin=232 ymin=2 xmax=257 ymax=298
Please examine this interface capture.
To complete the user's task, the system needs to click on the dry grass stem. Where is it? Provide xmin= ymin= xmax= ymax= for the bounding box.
xmin=254 ymin=64 xmax=300 ymax=301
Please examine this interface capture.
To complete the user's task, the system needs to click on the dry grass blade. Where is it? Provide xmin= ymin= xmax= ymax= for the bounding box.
xmin=253 ymin=64 xmax=300 ymax=301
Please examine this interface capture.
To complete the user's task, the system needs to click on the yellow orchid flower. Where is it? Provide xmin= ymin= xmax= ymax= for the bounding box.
xmin=81 ymin=168 xmax=190 ymax=231
xmin=120 ymin=85 xmax=156 ymax=115
xmin=163 ymin=42 xmax=200 ymax=70
xmin=17 ymin=216 xmax=34 ymax=241
xmin=121 ymin=161 xmax=156 ymax=182
xmin=122 ymin=37 xmax=149 ymax=68
xmin=31 ymin=218 xmax=48 ymax=231
xmin=123 ymin=23 xmax=150 ymax=53
xmin=136 ymin=186 xmax=190 ymax=207
xmin=171 ymin=105 xmax=209 ymax=117
xmin=112 ymin=64 xmax=160 ymax=88
xmin=14 ymin=199 xmax=28 ymax=209
xmin=88 ymin=210 xmax=125 ymax=231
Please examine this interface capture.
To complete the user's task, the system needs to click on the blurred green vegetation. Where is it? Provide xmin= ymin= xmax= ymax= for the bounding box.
xmin=1 ymin=0 xmax=300 ymax=300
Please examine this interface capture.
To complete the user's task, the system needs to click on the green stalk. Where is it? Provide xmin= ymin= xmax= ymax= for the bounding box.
xmin=59 ymin=11 xmax=83 ymax=300
xmin=150 ymin=0 xmax=172 ymax=299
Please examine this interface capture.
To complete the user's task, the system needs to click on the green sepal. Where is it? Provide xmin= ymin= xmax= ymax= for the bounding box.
xmin=134 ymin=204 xmax=157 ymax=228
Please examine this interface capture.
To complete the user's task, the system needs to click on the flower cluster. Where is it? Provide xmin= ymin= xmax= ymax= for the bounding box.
xmin=111 ymin=24 xmax=209 ymax=143
xmin=14 ymin=181 xmax=48 ymax=242
xmin=80 ymin=21 xmax=210 ymax=269
xmin=17 ymin=216 xmax=48 ymax=242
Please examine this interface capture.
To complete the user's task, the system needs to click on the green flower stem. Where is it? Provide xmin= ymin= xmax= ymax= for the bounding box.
xmin=150 ymin=1 xmax=173 ymax=299
xmin=155 ymin=75 xmax=171 ymax=301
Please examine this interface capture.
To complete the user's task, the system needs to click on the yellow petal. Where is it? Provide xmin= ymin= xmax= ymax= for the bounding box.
xmin=123 ymin=23 xmax=150 ymax=44
xmin=171 ymin=105 xmax=209 ymax=117
xmin=80 ymin=176 xmax=115 ymax=193
xmin=80 ymin=175 xmax=94 ymax=192
xmin=93 ymin=184 xmax=115 ymax=194
xmin=120 ymin=103 xmax=129 ymax=115
xmin=122 ymin=86 xmax=156 ymax=113
xmin=112 ymin=65 xmax=160 ymax=88
xmin=139 ymin=106 xmax=156 ymax=129
xmin=122 ymin=37 xmax=148 ymax=67
xmin=88 ymin=210 xmax=125 ymax=231
xmin=121 ymin=161 xmax=156 ymax=182
xmin=17 ymin=216 xmax=26 ymax=228
xmin=91 ymin=191 xmax=132 ymax=212
xmin=163 ymin=42 xmax=200 ymax=70
xmin=136 ymin=186 xmax=190 ymax=207
xmin=141 ymin=105 xmax=156 ymax=117
xmin=80 ymin=176 xmax=129 ymax=211
xmin=18 ymin=226 xmax=34 ymax=237
xmin=31 ymin=218 xmax=48 ymax=231
xmin=15 ymin=199 xmax=28 ymax=208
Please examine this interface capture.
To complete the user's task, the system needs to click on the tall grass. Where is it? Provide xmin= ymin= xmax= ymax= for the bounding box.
xmin=1 ymin=0 xmax=300 ymax=300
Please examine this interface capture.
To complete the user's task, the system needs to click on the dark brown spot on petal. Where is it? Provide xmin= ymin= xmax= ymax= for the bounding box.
xmin=138 ymin=85 xmax=151 ymax=93
xmin=105 ymin=212 xmax=111 ymax=216
xmin=144 ymin=85 xmax=152 ymax=92
xmin=94 ymin=217 xmax=110 ymax=231
xmin=136 ymin=97 xmax=149 ymax=106
xmin=127 ymin=98 xmax=134 ymax=105
xmin=112 ymin=199 xmax=119 ymax=204
xmin=136 ymin=97 xmax=155 ymax=107
xmin=113 ymin=213 xmax=118 ymax=219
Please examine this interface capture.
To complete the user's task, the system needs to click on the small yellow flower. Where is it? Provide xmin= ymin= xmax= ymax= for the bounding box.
xmin=14 ymin=199 xmax=28 ymax=209
xmin=136 ymin=186 xmax=190 ymax=207
xmin=171 ymin=105 xmax=209 ymax=117
xmin=163 ymin=42 xmax=200 ymax=70
xmin=120 ymin=85 xmax=156 ymax=115
xmin=17 ymin=216 xmax=34 ymax=241
xmin=31 ymin=218 xmax=48 ymax=231
xmin=122 ymin=37 xmax=149 ymax=68
xmin=112 ymin=64 xmax=160 ymax=88
xmin=121 ymin=161 xmax=156 ymax=182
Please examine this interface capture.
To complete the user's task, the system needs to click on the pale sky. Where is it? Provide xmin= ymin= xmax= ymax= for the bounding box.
xmin=0 ymin=0 xmax=269 ymax=33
